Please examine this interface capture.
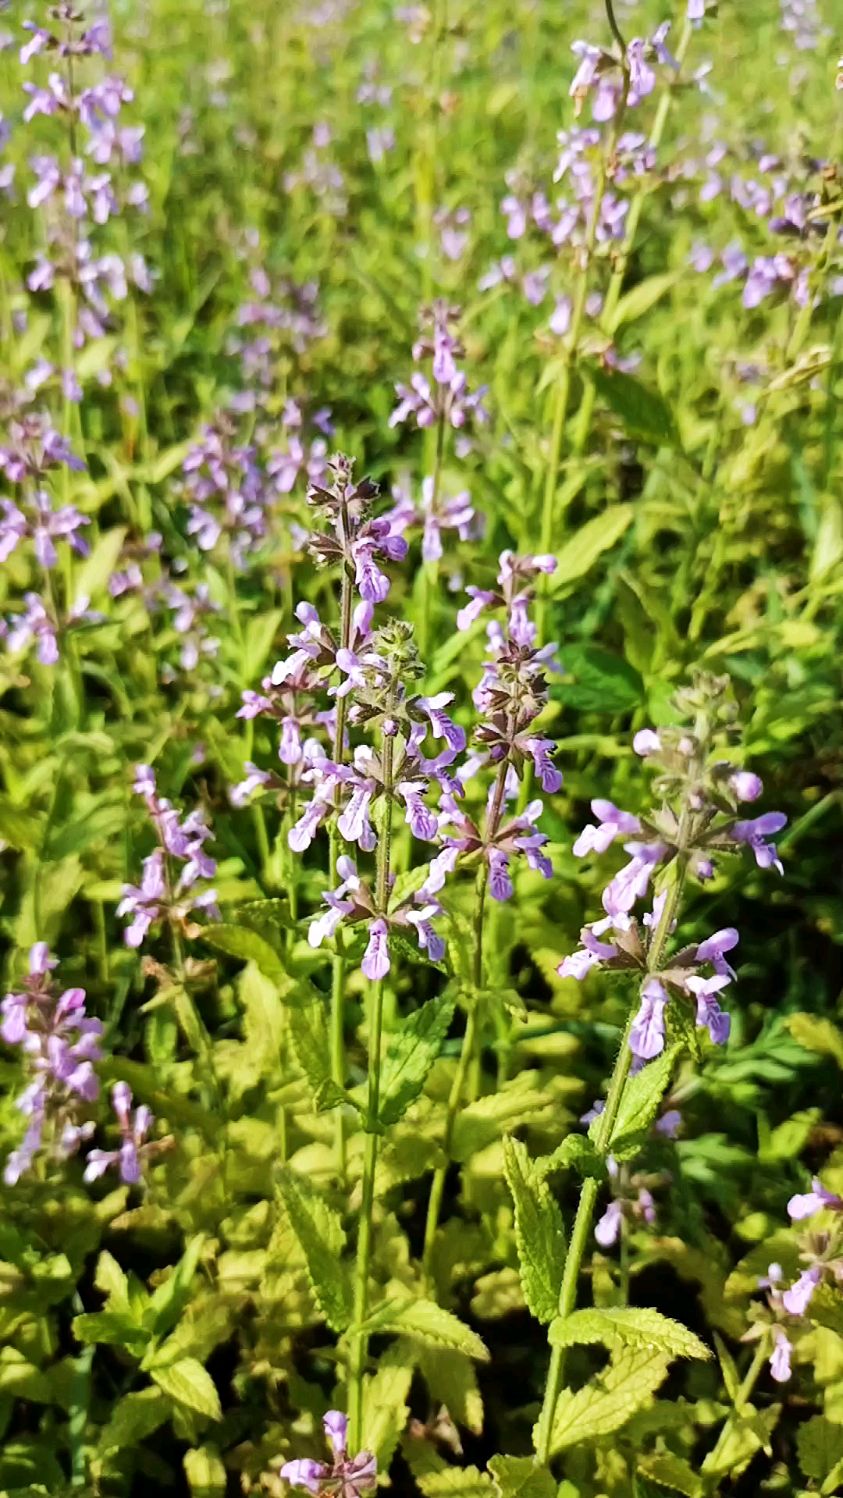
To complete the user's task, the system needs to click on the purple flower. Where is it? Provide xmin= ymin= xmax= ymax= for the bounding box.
xmin=730 ymin=812 xmax=787 ymax=873
xmin=782 ymin=1265 xmax=822 ymax=1317
xmin=769 ymin=1327 xmax=792 ymax=1383
xmin=695 ymin=927 xmax=739 ymax=978
xmin=362 ymin=918 xmax=390 ymax=981
xmin=630 ymin=978 xmax=668 ymax=1060
xmin=595 ymin=1199 xmax=623 ymax=1247
xmin=84 ymin=1081 xmax=155 ymax=1185
xmin=573 ymin=800 xmax=641 ymax=857
xmin=281 ymin=1410 xmax=377 ymax=1497
xmin=788 ymin=1178 xmax=843 ymax=1221
xmin=687 ymin=973 xmax=731 ymax=1045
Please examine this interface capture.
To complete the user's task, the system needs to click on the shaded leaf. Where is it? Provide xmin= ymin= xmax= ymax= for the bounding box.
xmin=379 ymin=994 xmax=455 ymax=1126
xmin=278 ymin=1170 xmax=353 ymax=1331
xmin=503 ymin=1137 xmax=565 ymax=1324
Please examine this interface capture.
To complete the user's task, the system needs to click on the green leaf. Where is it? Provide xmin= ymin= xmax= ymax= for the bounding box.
xmin=93 ymin=1250 xmax=131 ymax=1313
xmin=548 ymin=1307 xmax=711 ymax=1362
xmin=360 ymin=1343 xmax=415 ymax=1469
xmin=552 ymin=644 xmax=643 ymax=715
xmin=379 ymin=994 xmax=455 ymax=1126
xmin=183 ymin=1445 xmax=227 ymax=1498
xmin=289 ymin=997 xmax=353 ymax=1111
xmin=787 ymin=1013 xmax=843 ymax=1069
xmin=607 ymin=273 xmax=678 ymax=334
xmin=536 ymin=1135 xmax=606 ymax=1181
xmin=797 ymin=1415 xmax=843 ymax=1486
xmin=543 ymin=1345 xmax=672 ymax=1454
xmin=603 ymin=1045 xmax=681 ymax=1159
xmin=145 ymin=1235 xmax=206 ymax=1341
xmin=73 ymin=526 xmax=127 ymax=601
xmin=585 ymin=362 xmax=678 ymax=446
xmin=419 ymin=1349 xmax=483 ymax=1436
xmin=45 ymin=799 xmax=126 ymax=861
xmin=503 ymin=1137 xmax=566 ymax=1324
xmin=278 ymin=1170 xmax=353 ymax=1331
xmin=0 ymin=798 xmax=46 ymax=851
xmin=201 ymin=923 xmax=292 ymax=988
xmin=0 ymin=1351 xmax=52 ymax=1403
xmin=451 ymin=1075 xmax=552 ymax=1162
xmin=551 ymin=506 xmax=634 ymax=590
xmin=636 ymin=1454 xmax=702 ymax=1497
xmin=488 ymin=1453 xmax=556 ymax=1497
xmin=71 ymin=1311 xmax=147 ymax=1355
xmin=98 ymin=1387 xmax=171 ymax=1452
xmin=150 ymin=1359 xmax=222 ymax=1422
xmin=417 ymin=1470 xmax=495 ymax=1497
xmin=360 ymin=1297 xmax=489 ymax=1361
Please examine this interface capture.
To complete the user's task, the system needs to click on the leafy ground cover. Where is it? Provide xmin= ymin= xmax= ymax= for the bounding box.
xmin=1 ymin=0 xmax=843 ymax=1494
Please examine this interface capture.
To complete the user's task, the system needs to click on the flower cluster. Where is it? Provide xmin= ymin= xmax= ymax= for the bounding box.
xmin=568 ymin=20 xmax=677 ymax=123
xmin=84 ymin=1081 xmax=157 ymax=1185
xmin=390 ymin=301 xmax=489 ymax=437
xmin=180 ymin=416 xmax=267 ymax=567
xmin=748 ymin=1180 xmax=843 ymax=1383
xmin=119 ymin=765 xmax=219 ymax=948
xmin=281 ymin=1410 xmax=376 ymax=1497
xmin=1 ymin=942 xmax=102 ymax=1184
xmin=559 ymin=676 xmax=786 ymax=1061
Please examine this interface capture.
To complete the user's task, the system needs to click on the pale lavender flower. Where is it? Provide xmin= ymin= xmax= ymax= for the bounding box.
xmin=84 ymin=1082 xmax=155 ymax=1184
xmin=281 ymin=1410 xmax=377 ymax=1498
xmin=630 ymin=978 xmax=669 ymax=1060
xmin=782 ymin=1266 xmax=822 ymax=1317
xmin=788 ymin=1178 xmax=843 ymax=1220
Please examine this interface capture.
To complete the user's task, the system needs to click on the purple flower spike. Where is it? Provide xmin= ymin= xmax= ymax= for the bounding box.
xmin=787 ymin=1178 xmax=843 ymax=1221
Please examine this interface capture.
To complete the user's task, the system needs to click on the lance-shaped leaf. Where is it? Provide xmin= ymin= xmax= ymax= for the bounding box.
xmin=290 ymin=998 xmax=354 ymax=1112
xmin=541 ymin=1344 xmax=672 ymax=1454
xmin=278 ymin=1170 xmax=353 ymax=1331
xmin=359 ymin=1296 xmax=489 ymax=1360
xmin=378 ymin=994 xmax=455 ymax=1127
xmin=548 ymin=1306 xmax=711 ymax=1362
xmin=150 ymin=1358 xmax=222 ymax=1422
xmin=200 ymin=923 xmax=292 ymax=989
xmin=503 ymin=1137 xmax=566 ymax=1324
xmin=599 ymin=1044 xmax=680 ymax=1159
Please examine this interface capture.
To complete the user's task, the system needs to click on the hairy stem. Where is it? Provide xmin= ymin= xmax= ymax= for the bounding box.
xmin=348 ymin=732 xmax=395 ymax=1448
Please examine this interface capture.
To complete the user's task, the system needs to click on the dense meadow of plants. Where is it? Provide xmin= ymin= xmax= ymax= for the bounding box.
xmin=1 ymin=0 xmax=843 ymax=1493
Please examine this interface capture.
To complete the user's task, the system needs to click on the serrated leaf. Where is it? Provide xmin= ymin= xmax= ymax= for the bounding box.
xmin=419 ymin=1349 xmax=483 ymax=1436
xmin=451 ymin=1075 xmax=550 ymax=1162
xmin=98 ymin=1387 xmax=170 ymax=1451
xmin=585 ymin=362 xmax=678 ymax=446
xmin=0 ymin=798 xmax=47 ymax=851
xmin=379 ymin=994 xmax=455 ymax=1126
xmin=550 ymin=506 xmax=634 ymax=591
xmin=71 ymin=1311 xmax=147 ymax=1354
xmin=543 ymin=1345 xmax=672 ymax=1454
xmin=797 ymin=1415 xmax=843 ymax=1484
xmin=537 ymin=1135 xmax=606 ymax=1181
xmin=201 ymin=923 xmax=292 ymax=988
xmin=94 ymin=1250 xmax=130 ymax=1312
xmin=360 ymin=1297 xmax=489 ymax=1360
xmin=549 ymin=1307 xmax=710 ymax=1362
xmin=637 ymin=1454 xmax=702 ymax=1497
xmin=503 ymin=1137 xmax=565 ymax=1324
xmin=418 ymin=1468 xmax=495 ymax=1496
xmin=604 ymin=1045 xmax=681 ymax=1159
xmin=361 ymin=1342 xmax=415 ymax=1468
xmin=150 ymin=1358 xmax=221 ymax=1421
xmin=278 ymin=1170 xmax=353 ymax=1331
xmin=488 ymin=1453 xmax=556 ymax=1497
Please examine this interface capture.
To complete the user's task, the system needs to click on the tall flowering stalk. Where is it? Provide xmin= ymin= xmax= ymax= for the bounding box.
xmin=535 ymin=1 xmax=692 ymax=642
xmin=421 ymin=550 xmax=561 ymax=1278
xmin=533 ymin=674 xmax=786 ymax=1464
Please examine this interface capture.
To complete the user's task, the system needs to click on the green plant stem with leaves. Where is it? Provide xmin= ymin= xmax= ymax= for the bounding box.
xmin=701 ymin=1339 xmax=770 ymax=1486
xmin=420 ymin=756 xmax=510 ymax=1281
xmin=347 ymin=727 xmax=395 ymax=1450
xmin=533 ymin=839 xmax=691 ymax=1465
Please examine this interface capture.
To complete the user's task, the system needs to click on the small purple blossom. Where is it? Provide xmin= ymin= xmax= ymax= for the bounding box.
xmin=280 ymin=1411 xmax=377 ymax=1497
xmin=84 ymin=1082 xmax=155 ymax=1184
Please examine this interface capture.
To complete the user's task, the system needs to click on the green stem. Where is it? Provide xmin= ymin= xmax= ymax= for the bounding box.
xmin=348 ymin=732 xmax=395 ymax=1447
xmin=701 ymin=1338 xmax=769 ymax=1484
xmin=420 ymin=758 xmax=509 ymax=1280
xmin=534 ymin=848 xmax=689 ymax=1464
xmin=419 ymin=411 xmax=446 ymax=662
